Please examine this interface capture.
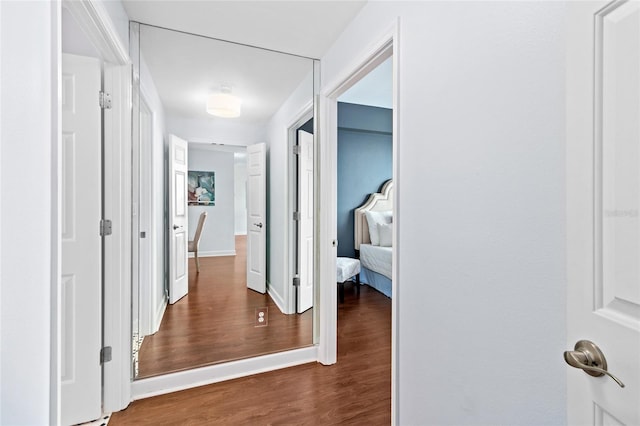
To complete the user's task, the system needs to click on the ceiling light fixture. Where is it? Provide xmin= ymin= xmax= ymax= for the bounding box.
xmin=206 ymin=85 xmax=242 ymax=118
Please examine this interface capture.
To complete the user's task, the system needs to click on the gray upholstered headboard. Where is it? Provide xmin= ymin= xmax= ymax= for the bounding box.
xmin=354 ymin=180 xmax=393 ymax=251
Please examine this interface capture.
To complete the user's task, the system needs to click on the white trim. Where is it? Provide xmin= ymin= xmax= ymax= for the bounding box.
xmin=152 ymin=297 xmax=167 ymax=335
xmin=131 ymin=346 xmax=317 ymax=399
xmin=50 ymin=2 xmax=62 ymax=424
xmin=188 ymin=250 xmax=236 ymax=258
xmin=267 ymin=282 xmax=287 ymax=314
xmin=62 ymin=0 xmax=128 ymax=66
xmin=287 ymin=101 xmax=314 ymax=314
xmin=317 ymin=18 xmax=400 ymax=424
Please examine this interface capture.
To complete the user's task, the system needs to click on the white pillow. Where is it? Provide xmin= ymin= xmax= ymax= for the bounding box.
xmin=364 ymin=210 xmax=392 ymax=246
xmin=378 ymin=223 xmax=393 ymax=247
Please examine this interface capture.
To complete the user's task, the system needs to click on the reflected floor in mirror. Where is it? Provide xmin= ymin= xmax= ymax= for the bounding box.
xmin=137 ymin=236 xmax=312 ymax=378
xmin=113 ymin=283 xmax=391 ymax=424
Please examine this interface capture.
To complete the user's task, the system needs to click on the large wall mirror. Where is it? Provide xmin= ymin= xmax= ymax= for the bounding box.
xmin=130 ymin=22 xmax=318 ymax=380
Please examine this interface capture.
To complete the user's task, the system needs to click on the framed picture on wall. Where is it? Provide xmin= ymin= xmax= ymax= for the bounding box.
xmin=188 ymin=170 xmax=215 ymax=206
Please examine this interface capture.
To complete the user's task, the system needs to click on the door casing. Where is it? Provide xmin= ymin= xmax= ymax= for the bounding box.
xmin=316 ymin=18 xmax=399 ymax=420
xmin=287 ymin=103 xmax=313 ymax=315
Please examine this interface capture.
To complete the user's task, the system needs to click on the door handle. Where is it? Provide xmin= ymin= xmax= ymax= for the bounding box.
xmin=173 ymin=225 xmax=182 ymax=230
xmin=253 ymin=222 xmax=263 ymax=228
xmin=564 ymin=340 xmax=624 ymax=388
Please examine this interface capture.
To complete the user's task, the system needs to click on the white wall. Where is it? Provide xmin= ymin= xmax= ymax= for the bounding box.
xmin=322 ymin=2 xmax=567 ymax=424
xmin=266 ymin=71 xmax=313 ymax=313
xmin=139 ymin=53 xmax=168 ymax=333
xmin=234 ymin=154 xmax=247 ymax=235
xmin=62 ymin=8 xmax=100 ymax=57
xmin=0 ymin=1 xmax=54 ymax=424
xmin=100 ymin=0 xmax=129 ymax=50
xmin=167 ymin=115 xmax=266 ymax=147
xmin=188 ymin=146 xmax=236 ymax=256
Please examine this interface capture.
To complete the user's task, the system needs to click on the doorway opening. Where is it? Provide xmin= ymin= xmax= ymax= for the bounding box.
xmin=318 ymin=29 xmax=398 ymax=419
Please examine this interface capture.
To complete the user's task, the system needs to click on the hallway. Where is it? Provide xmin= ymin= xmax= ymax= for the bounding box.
xmin=113 ymin=283 xmax=391 ymax=424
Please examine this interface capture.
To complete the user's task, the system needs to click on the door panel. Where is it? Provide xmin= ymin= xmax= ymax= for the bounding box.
xmin=566 ymin=2 xmax=640 ymax=424
xmin=297 ymin=130 xmax=314 ymax=312
xmin=247 ymin=143 xmax=266 ymax=293
xmin=169 ymin=135 xmax=189 ymax=304
xmin=61 ymin=53 xmax=102 ymax=426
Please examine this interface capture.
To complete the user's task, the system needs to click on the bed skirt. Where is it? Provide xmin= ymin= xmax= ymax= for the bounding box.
xmin=360 ymin=266 xmax=392 ymax=298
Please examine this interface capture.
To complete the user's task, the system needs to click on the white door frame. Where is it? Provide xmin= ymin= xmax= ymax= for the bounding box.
xmin=316 ymin=18 xmax=399 ymax=421
xmin=57 ymin=0 xmax=132 ymax=415
xmin=286 ymin=102 xmax=314 ymax=314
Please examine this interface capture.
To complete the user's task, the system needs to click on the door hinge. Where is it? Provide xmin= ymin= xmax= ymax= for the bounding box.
xmin=99 ymin=91 xmax=112 ymax=109
xmin=100 ymin=219 xmax=113 ymax=236
xmin=292 ymin=276 xmax=300 ymax=287
xmin=100 ymin=346 xmax=112 ymax=364
xmin=293 ymin=211 xmax=301 ymax=221
xmin=293 ymin=145 xmax=301 ymax=155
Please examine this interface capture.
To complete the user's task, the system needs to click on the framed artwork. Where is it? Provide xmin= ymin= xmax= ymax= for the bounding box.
xmin=188 ymin=170 xmax=215 ymax=206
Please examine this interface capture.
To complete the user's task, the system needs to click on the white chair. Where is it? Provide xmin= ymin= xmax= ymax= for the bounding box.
xmin=188 ymin=212 xmax=207 ymax=273
xmin=336 ymin=257 xmax=361 ymax=303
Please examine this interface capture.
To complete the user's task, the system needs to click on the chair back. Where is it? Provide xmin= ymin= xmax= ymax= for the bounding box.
xmin=192 ymin=212 xmax=208 ymax=248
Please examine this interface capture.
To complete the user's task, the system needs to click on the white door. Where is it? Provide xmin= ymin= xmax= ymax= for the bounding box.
xmin=297 ymin=130 xmax=314 ymax=312
xmin=566 ymin=2 xmax=640 ymax=424
xmin=169 ymin=134 xmax=189 ymax=304
xmin=247 ymin=143 xmax=266 ymax=293
xmin=61 ymin=53 xmax=102 ymax=425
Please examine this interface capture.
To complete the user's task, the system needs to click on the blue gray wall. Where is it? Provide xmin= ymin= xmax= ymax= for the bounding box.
xmin=337 ymin=102 xmax=392 ymax=257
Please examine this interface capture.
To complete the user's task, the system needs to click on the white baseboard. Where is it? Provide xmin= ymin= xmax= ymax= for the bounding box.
xmin=267 ymin=282 xmax=291 ymax=314
xmin=152 ymin=296 xmax=167 ymax=335
xmin=130 ymin=346 xmax=317 ymax=400
xmin=188 ymin=250 xmax=236 ymax=258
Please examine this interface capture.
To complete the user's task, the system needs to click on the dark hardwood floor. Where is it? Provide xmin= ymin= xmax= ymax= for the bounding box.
xmin=137 ymin=236 xmax=313 ymax=378
xmin=112 ymin=282 xmax=392 ymax=425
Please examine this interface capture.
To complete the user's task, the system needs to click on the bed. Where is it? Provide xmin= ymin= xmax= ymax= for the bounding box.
xmin=354 ymin=180 xmax=393 ymax=298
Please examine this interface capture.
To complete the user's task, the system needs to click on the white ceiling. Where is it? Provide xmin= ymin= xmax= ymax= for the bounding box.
xmin=125 ymin=1 xmax=393 ymax=128
xmin=123 ymin=1 xmax=367 ymax=59
xmin=139 ymin=24 xmax=314 ymax=123
xmin=124 ymin=1 xmax=368 ymax=126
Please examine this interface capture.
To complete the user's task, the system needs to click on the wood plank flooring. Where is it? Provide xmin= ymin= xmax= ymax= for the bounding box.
xmin=137 ymin=236 xmax=312 ymax=378
xmin=112 ymin=283 xmax=392 ymax=425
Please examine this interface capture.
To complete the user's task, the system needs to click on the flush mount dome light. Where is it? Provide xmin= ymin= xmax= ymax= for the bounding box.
xmin=206 ymin=86 xmax=242 ymax=118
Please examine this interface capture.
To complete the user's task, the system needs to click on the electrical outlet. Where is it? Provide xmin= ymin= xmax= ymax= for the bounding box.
xmin=255 ymin=307 xmax=268 ymax=327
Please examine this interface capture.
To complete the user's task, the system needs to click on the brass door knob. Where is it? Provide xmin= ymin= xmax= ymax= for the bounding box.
xmin=564 ymin=340 xmax=624 ymax=388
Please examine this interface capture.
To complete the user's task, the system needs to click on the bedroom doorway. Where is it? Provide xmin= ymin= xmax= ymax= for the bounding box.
xmin=318 ymin=30 xmax=397 ymax=417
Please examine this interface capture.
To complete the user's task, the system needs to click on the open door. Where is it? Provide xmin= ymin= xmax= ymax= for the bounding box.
xmin=566 ymin=2 xmax=640 ymax=424
xmin=247 ymin=143 xmax=266 ymax=293
xmin=60 ymin=53 xmax=102 ymax=425
xmin=297 ymin=130 xmax=314 ymax=312
xmin=169 ymin=134 xmax=189 ymax=304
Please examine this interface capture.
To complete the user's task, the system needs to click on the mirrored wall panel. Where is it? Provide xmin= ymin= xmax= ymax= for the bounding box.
xmin=130 ymin=22 xmax=317 ymax=379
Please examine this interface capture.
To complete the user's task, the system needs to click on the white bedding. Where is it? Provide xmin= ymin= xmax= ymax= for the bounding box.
xmin=360 ymin=244 xmax=392 ymax=280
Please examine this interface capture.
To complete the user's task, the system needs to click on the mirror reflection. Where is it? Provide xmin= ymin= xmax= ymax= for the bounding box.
xmin=131 ymin=23 xmax=316 ymax=379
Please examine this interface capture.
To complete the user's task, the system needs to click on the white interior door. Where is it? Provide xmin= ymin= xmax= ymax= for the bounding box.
xmin=297 ymin=130 xmax=314 ymax=313
xmin=169 ymin=134 xmax=188 ymax=304
xmin=566 ymin=2 xmax=640 ymax=424
xmin=247 ymin=143 xmax=266 ymax=293
xmin=61 ymin=53 xmax=102 ymax=425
